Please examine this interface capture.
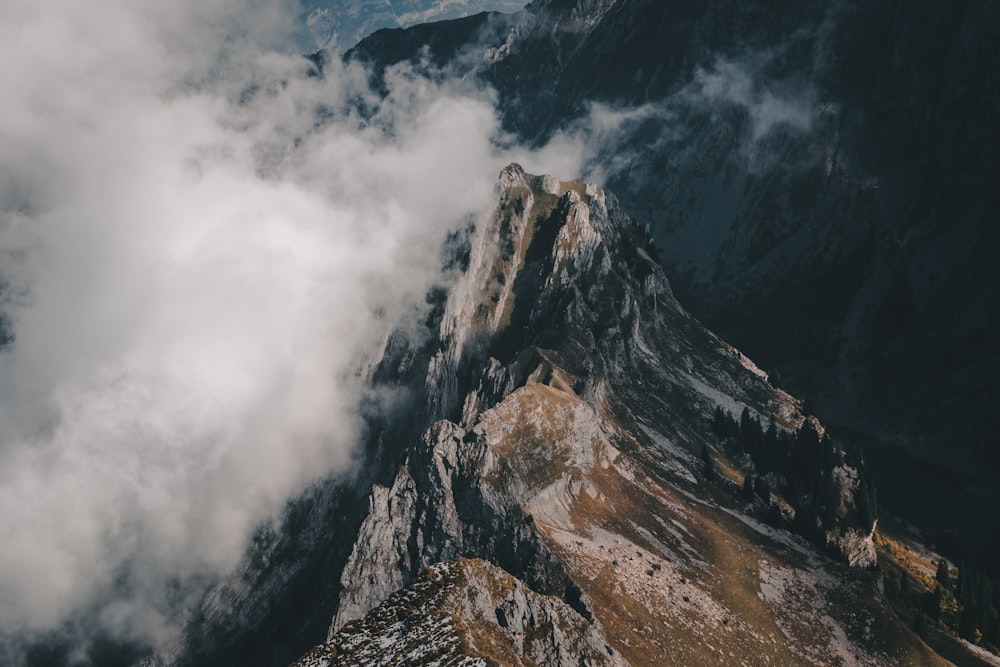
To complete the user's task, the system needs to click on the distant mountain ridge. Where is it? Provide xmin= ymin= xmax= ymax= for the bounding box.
xmin=343 ymin=0 xmax=1000 ymax=569
xmin=301 ymin=0 xmax=524 ymax=49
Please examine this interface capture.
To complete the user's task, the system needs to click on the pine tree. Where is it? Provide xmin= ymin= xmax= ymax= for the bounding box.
xmin=936 ymin=559 xmax=950 ymax=590
xmin=756 ymin=477 xmax=771 ymax=504
xmin=701 ymin=443 xmax=715 ymax=481
xmin=928 ymin=585 xmax=944 ymax=621
xmin=712 ymin=406 xmax=726 ymax=438
xmin=766 ymin=502 xmax=783 ymax=527
xmin=959 ymin=603 xmax=979 ymax=642
xmin=741 ymin=475 xmax=756 ymax=502
xmin=856 ymin=483 xmax=877 ymax=532
xmin=977 ymin=576 xmax=995 ymax=642
xmin=763 ymin=419 xmax=778 ymax=473
xmin=740 ymin=407 xmax=763 ymax=459
xmin=792 ymin=420 xmax=821 ymax=494
xmin=958 ymin=562 xmax=972 ymax=602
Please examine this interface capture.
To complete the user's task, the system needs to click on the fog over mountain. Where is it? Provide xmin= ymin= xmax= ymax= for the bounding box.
xmin=3 ymin=1 xmax=998 ymax=666
xmin=0 ymin=0 xmax=566 ymax=660
xmin=344 ymin=0 xmax=1000 ymax=563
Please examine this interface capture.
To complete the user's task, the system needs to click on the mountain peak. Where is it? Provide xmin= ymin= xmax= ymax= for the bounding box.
xmin=274 ymin=166 xmax=929 ymax=665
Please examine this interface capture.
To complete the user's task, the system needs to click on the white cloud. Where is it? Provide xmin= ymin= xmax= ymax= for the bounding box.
xmin=529 ymin=55 xmax=823 ymax=194
xmin=691 ymin=57 xmax=816 ymax=142
xmin=0 ymin=0 xmax=560 ymax=658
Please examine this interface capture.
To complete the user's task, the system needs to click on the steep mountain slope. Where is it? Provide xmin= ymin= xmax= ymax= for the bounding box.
xmin=282 ymin=165 xmax=957 ymax=666
xmin=297 ymin=558 xmax=622 ymax=667
xmin=342 ymin=0 xmax=1000 ymax=572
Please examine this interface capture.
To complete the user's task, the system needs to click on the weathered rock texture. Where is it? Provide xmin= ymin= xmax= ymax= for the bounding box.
xmin=297 ymin=558 xmax=623 ymax=667
xmin=346 ymin=0 xmax=1000 ymax=567
xmin=290 ymin=166 xmax=939 ymax=667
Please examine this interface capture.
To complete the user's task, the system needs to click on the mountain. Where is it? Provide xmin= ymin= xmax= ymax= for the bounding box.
xmin=300 ymin=0 xmax=524 ymax=49
xmin=149 ymin=3 xmax=1000 ymax=663
xmin=6 ymin=3 xmax=999 ymax=666
xmin=296 ymin=558 xmax=623 ymax=666
xmin=265 ymin=164 xmax=966 ymax=666
xmin=157 ymin=161 xmax=997 ymax=665
xmin=342 ymin=0 xmax=1000 ymax=577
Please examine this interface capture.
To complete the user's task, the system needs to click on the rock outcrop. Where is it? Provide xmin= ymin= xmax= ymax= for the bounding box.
xmin=289 ymin=166 xmax=941 ymax=666
xmin=298 ymin=558 xmax=623 ymax=667
xmin=346 ymin=0 xmax=1000 ymax=567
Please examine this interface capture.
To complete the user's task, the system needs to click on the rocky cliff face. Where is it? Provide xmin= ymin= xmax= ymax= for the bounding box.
xmin=297 ymin=558 xmax=623 ymax=667
xmin=276 ymin=165 xmax=961 ymax=666
xmin=345 ymin=0 xmax=1000 ymax=564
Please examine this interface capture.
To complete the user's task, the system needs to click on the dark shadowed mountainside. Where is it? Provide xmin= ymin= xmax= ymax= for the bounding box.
xmin=343 ymin=0 xmax=1000 ymax=567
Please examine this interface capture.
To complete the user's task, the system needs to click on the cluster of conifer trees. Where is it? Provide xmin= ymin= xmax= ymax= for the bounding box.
xmin=953 ymin=561 xmax=1000 ymax=648
xmin=709 ymin=407 xmax=1000 ymax=652
xmin=883 ymin=555 xmax=1000 ymax=651
xmin=710 ymin=406 xmax=877 ymax=552
xmin=930 ymin=558 xmax=999 ymax=649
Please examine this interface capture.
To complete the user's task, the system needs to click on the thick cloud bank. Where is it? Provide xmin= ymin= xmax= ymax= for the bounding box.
xmin=0 ymin=0 xmax=550 ymax=658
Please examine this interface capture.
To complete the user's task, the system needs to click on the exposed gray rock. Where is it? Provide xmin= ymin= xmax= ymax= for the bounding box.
xmin=329 ymin=470 xmax=419 ymax=635
xmin=318 ymin=165 xmax=884 ymax=665
xmin=346 ymin=0 xmax=1000 ymax=566
xmin=331 ymin=417 xmax=573 ymax=634
xmin=299 ymin=559 xmax=623 ymax=667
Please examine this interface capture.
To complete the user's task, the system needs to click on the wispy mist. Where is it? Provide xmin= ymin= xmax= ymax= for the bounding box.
xmin=525 ymin=53 xmax=821 ymax=210
xmin=0 ymin=0 xmax=554 ymax=658
xmin=690 ymin=56 xmax=816 ymax=142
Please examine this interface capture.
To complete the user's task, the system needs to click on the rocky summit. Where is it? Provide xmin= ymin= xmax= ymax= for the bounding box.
xmin=345 ymin=0 xmax=1000 ymax=568
xmin=277 ymin=165 xmax=956 ymax=666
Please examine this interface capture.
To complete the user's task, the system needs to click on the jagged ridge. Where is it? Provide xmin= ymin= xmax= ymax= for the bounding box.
xmin=279 ymin=166 xmax=947 ymax=667
xmin=296 ymin=558 xmax=621 ymax=667
xmin=345 ymin=0 xmax=1000 ymax=570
